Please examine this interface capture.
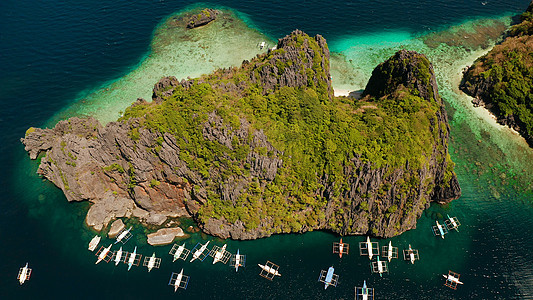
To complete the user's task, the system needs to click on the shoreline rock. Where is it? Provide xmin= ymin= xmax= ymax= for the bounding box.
xmin=187 ymin=8 xmax=220 ymax=29
xmin=147 ymin=227 xmax=186 ymax=246
xmin=108 ymin=219 xmax=125 ymax=238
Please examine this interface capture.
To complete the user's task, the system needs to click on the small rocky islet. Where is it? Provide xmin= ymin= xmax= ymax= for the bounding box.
xmin=22 ymin=26 xmax=461 ymax=241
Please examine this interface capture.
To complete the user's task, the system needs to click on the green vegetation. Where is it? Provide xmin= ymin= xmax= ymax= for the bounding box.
xmin=150 ymin=179 xmax=161 ymax=188
xmin=465 ymin=10 xmax=533 ymax=141
xmin=508 ymin=5 xmax=533 ymax=37
xmin=119 ymin=32 xmax=450 ymax=234
xmin=25 ymin=127 xmax=36 ymax=137
xmin=103 ymin=163 xmax=125 ymax=174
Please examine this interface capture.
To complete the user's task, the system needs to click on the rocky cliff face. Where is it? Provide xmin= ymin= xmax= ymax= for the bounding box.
xmin=22 ymin=30 xmax=460 ymax=239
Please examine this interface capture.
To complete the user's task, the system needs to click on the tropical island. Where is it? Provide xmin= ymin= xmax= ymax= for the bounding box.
xmin=22 ymin=29 xmax=460 ymax=241
xmin=461 ymin=1 xmax=533 ymax=146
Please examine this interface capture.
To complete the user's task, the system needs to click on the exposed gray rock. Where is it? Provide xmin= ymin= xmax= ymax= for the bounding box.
xmin=147 ymin=227 xmax=185 ymax=246
xmin=108 ymin=219 xmax=125 ymax=238
xmin=186 ymin=9 xmax=220 ymax=29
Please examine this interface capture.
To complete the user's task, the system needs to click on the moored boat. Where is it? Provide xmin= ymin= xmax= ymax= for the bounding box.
xmin=88 ymin=235 xmax=101 ymax=252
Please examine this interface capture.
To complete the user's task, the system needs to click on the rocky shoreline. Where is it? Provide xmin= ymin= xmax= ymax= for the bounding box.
xmin=460 ymin=1 xmax=533 ymax=147
xmin=22 ymin=30 xmax=460 ymax=240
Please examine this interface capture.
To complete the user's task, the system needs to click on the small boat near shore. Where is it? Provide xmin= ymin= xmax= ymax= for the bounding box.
xmin=333 ymin=238 xmax=349 ymax=258
xmin=258 ymin=261 xmax=281 ymax=280
xmin=88 ymin=235 xmax=101 ymax=252
xmin=190 ymin=241 xmax=210 ymax=263
xmin=318 ymin=266 xmax=339 ymax=289
xmin=96 ymin=244 xmax=112 ymax=264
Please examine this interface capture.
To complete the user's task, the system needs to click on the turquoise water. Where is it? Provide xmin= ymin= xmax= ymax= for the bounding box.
xmin=2 ymin=0 xmax=533 ymax=298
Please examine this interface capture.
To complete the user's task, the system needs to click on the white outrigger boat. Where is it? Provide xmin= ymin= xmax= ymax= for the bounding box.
xmin=234 ymin=249 xmax=242 ymax=272
xmin=381 ymin=241 xmax=398 ymax=262
xmin=114 ymin=247 xmax=123 ymax=266
xmin=258 ymin=261 xmax=281 ymax=280
xmin=402 ymin=244 xmax=419 ymax=264
xmin=432 ymin=220 xmax=448 ymax=239
xmin=359 ymin=236 xmax=379 ymax=260
xmin=115 ymin=226 xmax=132 ymax=244
xmin=170 ymin=243 xmax=189 ymax=262
xmin=231 ymin=249 xmax=246 ymax=272
xmin=212 ymin=244 xmax=227 ymax=264
xmin=190 ymin=241 xmax=210 ymax=262
xmin=318 ymin=266 xmax=339 ymax=289
xmin=355 ymin=280 xmax=374 ymax=300
xmin=96 ymin=244 xmax=112 ymax=264
xmin=17 ymin=263 xmax=32 ymax=285
xmin=169 ymin=268 xmax=190 ymax=292
xmin=371 ymin=256 xmax=388 ymax=277
xmin=443 ymin=270 xmax=463 ymax=289
xmin=88 ymin=235 xmax=101 ymax=252
xmin=445 ymin=214 xmax=461 ymax=232
xmin=144 ymin=252 xmax=161 ymax=272
xmin=127 ymin=246 xmax=137 ymax=271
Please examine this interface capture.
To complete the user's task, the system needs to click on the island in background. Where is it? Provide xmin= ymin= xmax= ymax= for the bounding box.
xmin=22 ymin=17 xmax=460 ymax=242
xmin=461 ymin=1 xmax=533 ymax=146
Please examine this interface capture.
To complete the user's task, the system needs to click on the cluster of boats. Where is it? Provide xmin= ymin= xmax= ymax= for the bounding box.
xmin=432 ymin=214 xmax=461 ymax=239
xmin=88 ymin=229 xmax=247 ymax=292
xmin=18 ymin=214 xmax=463 ymax=295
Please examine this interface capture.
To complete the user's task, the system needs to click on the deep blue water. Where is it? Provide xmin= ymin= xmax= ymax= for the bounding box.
xmin=1 ymin=0 xmax=532 ymax=299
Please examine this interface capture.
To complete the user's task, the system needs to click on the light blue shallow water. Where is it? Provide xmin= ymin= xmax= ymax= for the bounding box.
xmin=1 ymin=0 xmax=532 ymax=298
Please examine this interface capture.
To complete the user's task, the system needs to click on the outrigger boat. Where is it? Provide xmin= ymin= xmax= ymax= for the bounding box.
xmin=402 ymin=244 xmax=419 ymax=264
xmin=231 ymin=249 xmax=246 ymax=272
xmin=114 ymin=246 xmax=123 ymax=266
xmin=371 ymin=256 xmax=388 ymax=277
xmin=258 ymin=261 xmax=281 ymax=280
xmin=17 ymin=263 xmax=32 ymax=285
xmin=445 ymin=214 xmax=461 ymax=232
xmin=355 ymin=280 xmax=374 ymax=300
xmin=168 ymin=269 xmax=190 ymax=292
xmin=212 ymin=244 xmax=227 ymax=264
xmin=96 ymin=244 xmax=112 ymax=264
xmin=190 ymin=241 xmax=210 ymax=262
xmin=432 ymin=220 xmax=448 ymax=239
xmin=144 ymin=252 xmax=161 ymax=272
xmin=170 ymin=243 xmax=189 ymax=262
xmin=443 ymin=270 xmax=463 ymax=289
xmin=359 ymin=236 xmax=379 ymax=260
xmin=235 ymin=249 xmax=242 ymax=272
xmin=88 ymin=235 xmax=101 ymax=252
xmin=115 ymin=226 xmax=132 ymax=244
xmin=333 ymin=238 xmax=349 ymax=258
xmin=127 ymin=246 xmax=137 ymax=271
xmin=381 ymin=241 xmax=398 ymax=262
xmin=318 ymin=266 xmax=339 ymax=289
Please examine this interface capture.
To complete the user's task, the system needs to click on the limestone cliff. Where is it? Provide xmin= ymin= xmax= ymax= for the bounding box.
xmin=22 ymin=30 xmax=460 ymax=239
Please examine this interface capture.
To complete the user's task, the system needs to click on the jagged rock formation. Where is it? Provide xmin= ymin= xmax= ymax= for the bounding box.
xmin=461 ymin=1 xmax=533 ymax=146
xmin=22 ymin=30 xmax=460 ymax=239
xmin=186 ymin=8 xmax=219 ymax=29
